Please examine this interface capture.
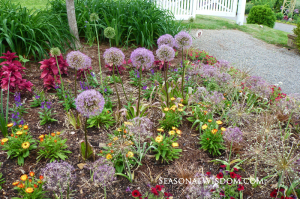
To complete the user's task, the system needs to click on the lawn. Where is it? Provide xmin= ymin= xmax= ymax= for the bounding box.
xmin=11 ymin=0 xmax=48 ymax=10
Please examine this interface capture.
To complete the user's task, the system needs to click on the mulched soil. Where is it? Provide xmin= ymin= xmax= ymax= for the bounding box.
xmin=0 ymin=41 xmax=273 ymax=199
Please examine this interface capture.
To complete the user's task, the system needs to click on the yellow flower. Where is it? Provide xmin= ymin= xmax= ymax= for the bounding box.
xmin=176 ymin=129 xmax=182 ymax=136
xmin=170 ymin=107 xmax=176 ymax=111
xmin=171 ymin=105 xmax=177 ymax=109
xmin=172 ymin=142 xmax=179 ymax=147
xmin=221 ymin=127 xmax=226 ymax=132
xmin=170 ymin=97 xmax=175 ymax=101
xmin=168 ymin=130 xmax=175 ymax=135
xmin=23 ymin=125 xmax=28 ymax=130
xmin=56 ymin=132 xmax=61 ymax=135
xmin=216 ymin=120 xmax=223 ymax=125
xmin=7 ymin=123 xmax=13 ymax=127
xmin=211 ymin=129 xmax=218 ymax=134
xmin=124 ymin=122 xmax=133 ymax=126
xmin=178 ymin=103 xmax=184 ymax=107
xmin=204 ymin=110 xmax=208 ymax=115
xmin=113 ymin=137 xmax=118 ymax=141
xmin=25 ymin=187 xmax=34 ymax=193
xmin=16 ymin=131 xmax=23 ymax=135
xmin=117 ymin=128 xmax=122 ymax=132
xmin=39 ymin=135 xmax=44 ymax=139
xmin=164 ymin=108 xmax=169 ymax=111
xmin=1 ymin=138 xmax=8 ymax=143
xmin=155 ymin=135 xmax=163 ymax=143
xmin=106 ymin=154 xmax=112 ymax=159
xmin=157 ymin=128 xmax=164 ymax=132
xmin=178 ymin=108 xmax=183 ymax=112
xmin=20 ymin=174 xmax=28 ymax=181
xmin=202 ymin=124 xmax=208 ymax=130
xmin=172 ymin=127 xmax=177 ymax=130
xmin=208 ymin=119 xmax=212 ymax=123
xmin=21 ymin=142 xmax=30 ymax=149
xmin=127 ymin=151 xmax=134 ymax=158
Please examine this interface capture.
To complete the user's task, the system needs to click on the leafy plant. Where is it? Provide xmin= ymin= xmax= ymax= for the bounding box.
xmin=87 ymin=108 xmax=116 ymax=129
xmin=293 ymin=22 xmax=300 ymax=52
xmin=0 ymin=88 xmax=9 ymax=137
xmin=199 ymin=126 xmax=225 ymax=156
xmin=203 ymin=55 xmax=218 ymax=65
xmin=0 ymin=171 xmax=5 ymax=190
xmin=65 ymin=110 xmax=81 ymax=130
xmin=37 ymin=132 xmax=71 ymax=162
xmin=1 ymin=126 xmax=37 ymax=166
xmin=30 ymin=89 xmax=46 ymax=107
xmin=188 ymin=48 xmax=209 ymax=61
xmin=151 ymin=133 xmax=182 ymax=163
xmin=38 ymin=101 xmax=57 ymax=125
xmin=129 ymin=185 xmax=172 ymax=198
xmin=159 ymin=106 xmax=184 ymax=131
xmin=247 ymin=5 xmax=276 ymax=28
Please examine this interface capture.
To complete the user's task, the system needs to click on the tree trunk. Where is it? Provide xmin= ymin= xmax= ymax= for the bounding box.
xmin=66 ymin=0 xmax=81 ymax=49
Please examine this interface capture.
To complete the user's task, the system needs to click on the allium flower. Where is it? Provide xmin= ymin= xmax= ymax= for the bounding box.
xmin=244 ymin=76 xmax=271 ymax=98
xmin=41 ymin=161 xmax=76 ymax=193
xmin=104 ymin=27 xmax=116 ymax=39
xmin=223 ymin=127 xmax=243 ymax=143
xmin=50 ymin=47 xmax=61 ymax=57
xmin=156 ymin=45 xmax=175 ymax=62
xmin=90 ymin=13 xmax=99 ymax=21
xmin=75 ymin=89 xmax=105 ymax=118
xmin=66 ymin=51 xmax=91 ymax=70
xmin=130 ymin=48 xmax=155 ymax=70
xmin=174 ymin=31 xmax=192 ymax=49
xmin=93 ymin=163 xmax=116 ymax=187
xmin=103 ymin=47 xmax=125 ymax=66
xmin=157 ymin=34 xmax=175 ymax=47
xmin=185 ymin=173 xmax=215 ymax=198
xmin=126 ymin=117 xmax=154 ymax=142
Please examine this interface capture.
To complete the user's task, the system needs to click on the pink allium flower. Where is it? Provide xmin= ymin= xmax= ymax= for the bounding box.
xmin=103 ymin=47 xmax=125 ymax=66
xmin=157 ymin=34 xmax=175 ymax=48
xmin=175 ymin=31 xmax=192 ymax=49
xmin=130 ymin=48 xmax=154 ymax=70
xmin=66 ymin=51 xmax=91 ymax=70
xmin=156 ymin=45 xmax=175 ymax=62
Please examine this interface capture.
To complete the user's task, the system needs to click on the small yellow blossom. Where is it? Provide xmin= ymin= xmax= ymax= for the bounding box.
xmin=56 ymin=132 xmax=61 ymax=135
xmin=221 ymin=127 xmax=226 ymax=132
xmin=106 ymin=154 xmax=112 ymax=159
xmin=21 ymin=142 xmax=30 ymax=149
xmin=117 ymin=128 xmax=122 ymax=132
xmin=113 ymin=137 xmax=118 ymax=141
xmin=168 ymin=130 xmax=175 ymax=135
xmin=164 ymin=108 xmax=169 ymax=111
xmin=127 ymin=151 xmax=134 ymax=158
xmin=202 ymin=124 xmax=208 ymax=130
xmin=16 ymin=131 xmax=23 ymax=135
xmin=1 ymin=138 xmax=8 ymax=143
xmin=178 ymin=103 xmax=184 ymax=107
xmin=23 ymin=125 xmax=28 ymax=130
xmin=216 ymin=120 xmax=223 ymax=125
xmin=20 ymin=174 xmax=28 ymax=181
xmin=208 ymin=119 xmax=212 ymax=123
xmin=157 ymin=128 xmax=164 ymax=132
xmin=7 ymin=123 xmax=13 ymax=127
xmin=178 ymin=108 xmax=183 ymax=112
xmin=211 ymin=129 xmax=218 ymax=134
xmin=124 ymin=122 xmax=133 ymax=126
xmin=39 ymin=135 xmax=44 ymax=139
xmin=155 ymin=135 xmax=163 ymax=143
xmin=170 ymin=97 xmax=175 ymax=101
xmin=172 ymin=143 xmax=179 ymax=147
xmin=176 ymin=130 xmax=182 ymax=136
xmin=25 ymin=187 xmax=34 ymax=193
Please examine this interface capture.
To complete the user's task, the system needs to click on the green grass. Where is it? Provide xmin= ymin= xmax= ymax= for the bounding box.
xmin=11 ymin=0 xmax=47 ymax=10
xmin=185 ymin=15 xmax=289 ymax=47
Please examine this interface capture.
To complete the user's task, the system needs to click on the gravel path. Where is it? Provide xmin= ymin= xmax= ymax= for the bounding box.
xmin=191 ymin=29 xmax=300 ymax=94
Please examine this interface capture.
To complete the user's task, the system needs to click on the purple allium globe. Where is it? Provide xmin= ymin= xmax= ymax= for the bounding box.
xmin=174 ymin=31 xmax=192 ymax=49
xmin=75 ymin=89 xmax=105 ymax=118
xmin=223 ymin=127 xmax=243 ymax=143
xmin=156 ymin=45 xmax=175 ymax=62
xmin=130 ymin=48 xmax=155 ymax=70
xmin=157 ymin=34 xmax=175 ymax=48
xmin=103 ymin=47 xmax=125 ymax=66
xmin=41 ymin=161 xmax=76 ymax=193
xmin=66 ymin=51 xmax=91 ymax=70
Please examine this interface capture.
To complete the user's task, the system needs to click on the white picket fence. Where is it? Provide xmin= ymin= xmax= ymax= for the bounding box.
xmin=154 ymin=0 xmax=239 ymax=20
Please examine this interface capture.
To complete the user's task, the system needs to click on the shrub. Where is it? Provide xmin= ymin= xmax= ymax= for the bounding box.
xmin=245 ymin=3 xmax=254 ymax=14
xmin=293 ymin=22 xmax=300 ymax=51
xmin=276 ymin=12 xmax=284 ymax=20
xmin=49 ymin=0 xmax=185 ymax=48
xmin=0 ymin=0 xmax=75 ymax=60
xmin=247 ymin=5 xmax=276 ymax=28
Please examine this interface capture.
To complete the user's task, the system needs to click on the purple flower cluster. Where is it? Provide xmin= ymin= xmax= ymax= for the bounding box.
xmin=214 ymin=60 xmax=231 ymax=71
xmin=41 ymin=101 xmax=51 ymax=109
xmin=244 ymin=76 xmax=271 ymax=98
xmin=127 ymin=117 xmax=154 ymax=142
xmin=66 ymin=51 xmax=91 ymax=70
xmin=130 ymin=48 xmax=154 ymax=70
xmin=79 ymin=81 xmax=92 ymax=91
xmin=156 ymin=45 xmax=175 ymax=62
xmin=14 ymin=92 xmax=22 ymax=107
xmin=223 ymin=127 xmax=243 ymax=143
xmin=41 ymin=161 xmax=76 ymax=193
xmin=295 ymin=9 xmax=299 ymax=14
xmin=103 ymin=47 xmax=125 ymax=66
xmin=157 ymin=34 xmax=175 ymax=48
xmin=174 ymin=31 xmax=192 ymax=49
xmin=85 ymin=157 xmax=114 ymax=171
xmin=75 ymin=89 xmax=105 ymax=118
xmin=205 ymin=91 xmax=224 ymax=107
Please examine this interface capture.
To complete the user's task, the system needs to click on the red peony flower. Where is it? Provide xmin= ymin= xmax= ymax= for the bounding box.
xmin=132 ymin=190 xmax=141 ymax=197
xmin=237 ymin=184 xmax=244 ymax=191
xmin=217 ymin=172 xmax=224 ymax=179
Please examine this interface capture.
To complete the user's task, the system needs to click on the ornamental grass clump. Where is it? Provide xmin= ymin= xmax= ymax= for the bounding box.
xmin=156 ymin=45 xmax=175 ymax=107
xmin=130 ymin=48 xmax=154 ymax=115
xmin=157 ymin=34 xmax=175 ymax=47
xmin=41 ymin=161 xmax=76 ymax=196
xmin=174 ymin=31 xmax=192 ymax=100
xmin=103 ymin=47 xmax=126 ymax=108
xmin=75 ymin=89 xmax=104 ymax=159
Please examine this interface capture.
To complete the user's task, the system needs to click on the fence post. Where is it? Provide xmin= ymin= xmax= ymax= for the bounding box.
xmin=192 ymin=0 xmax=197 ymax=19
xmin=236 ymin=0 xmax=246 ymax=25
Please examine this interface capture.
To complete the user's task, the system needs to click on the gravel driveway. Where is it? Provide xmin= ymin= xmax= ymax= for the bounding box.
xmin=192 ymin=29 xmax=300 ymax=94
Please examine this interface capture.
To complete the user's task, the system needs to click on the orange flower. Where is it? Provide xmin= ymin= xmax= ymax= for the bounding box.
xmin=39 ymin=175 xmax=44 ymax=180
xmin=7 ymin=123 xmax=14 ymax=127
xmin=29 ymin=179 xmax=32 ymax=182
xmin=100 ymin=150 xmax=103 ymax=153
xmin=56 ymin=132 xmax=61 ymax=135
xmin=34 ymin=184 xmax=38 ymax=188
xmin=15 ymin=136 xmax=18 ymax=138
xmin=207 ymin=138 xmax=209 ymax=140
xmin=18 ymin=125 xmax=22 ymax=128
xmin=12 ymin=181 xmax=20 ymax=186
xmin=208 ymin=119 xmax=212 ymax=123
xmin=1 ymin=142 xmax=3 ymax=145
xmin=211 ymin=129 xmax=218 ymax=134
xmin=11 ymin=134 xmax=14 ymax=137
xmin=54 ymin=140 xmax=57 ymax=143
xmin=20 ymin=174 xmax=28 ymax=181
xmin=110 ymin=150 xmax=114 ymax=153
xmin=25 ymin=187 xmax=34 ymax=193
xmin=106 ymin=154 xmax=112 ymax=159
xmin=39 ymin=135 xmax=44 ymax=139
xmin=38 ymin=180 xmax=42 ymax=184
xmin=40 ymin=138 xmax=44 ymax=142
xmin=124 ymin=130 xmax=127 ymax=133
xmin=29 ymin=172 xmax=35 ymax=177
xmin=108 ymin=143 xmax=112 ymax=147
xmin=51 ymin=133 xmax=55 ymax=137
xmin=23 ymin=125 xmax=28 ymax=130
xmin=18 ymin=183 xmax=24 ymax=188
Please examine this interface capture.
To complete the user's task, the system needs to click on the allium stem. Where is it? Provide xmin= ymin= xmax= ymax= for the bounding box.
xmin=116 ymin=67 xmax=128 ymax=102
xmin=227 ymin=141 xmax=233 ymax=171
xmin=112 ymin=64 xmax=121 ymax=109
xmin=85 ymin=117 xmax=88 ymax=159
xmin=94 ymin=23 xmax=104 ymax=93
xmin=137 ymin=66 xmax=143 ymax=116
xmin=164 ymin=62 xmax=169 ymax=107
xmin=181 ymin=47 xmax=185 ymax=100
xmin=104 ymin=186 xmax=107 ymax=199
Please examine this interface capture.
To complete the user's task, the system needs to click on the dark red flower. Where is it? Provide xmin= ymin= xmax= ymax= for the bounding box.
xmin=164 ymin=192 xmax=172 ymax=197
xmin=220 ymin=165 xmax=226 ymax=169
xmin=206 ymin=172 xmax=211 ymax=176
xmin=233 ymin=168 xmax=239 ymax=172
xmin=217 ymin=172 xmax=224 ymax=179
xmin=132 ymin=190 xmax=141 ymax=197
xmin=230 ymin=197 xmax=235 ymax=199
xmin=235 ymin=174 xmax=242 ymax=180
xmin=219 ymin=191 xmax=225 ymax=196
xmin=155 ymin=185 xmax=162 ymax=191
xmin=237 ymin=184 xmax=244 ymax=191
xmin=229 ymin=172 xmax=236 ymax=179
xmin=151 ymin=188 xmax=159 ymax=196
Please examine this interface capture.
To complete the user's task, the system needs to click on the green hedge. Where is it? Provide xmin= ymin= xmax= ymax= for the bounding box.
xmin=293 ymin=22 xmax=300 ymax=51
xmin=247 ymin=5 xmax=276 ymax=28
